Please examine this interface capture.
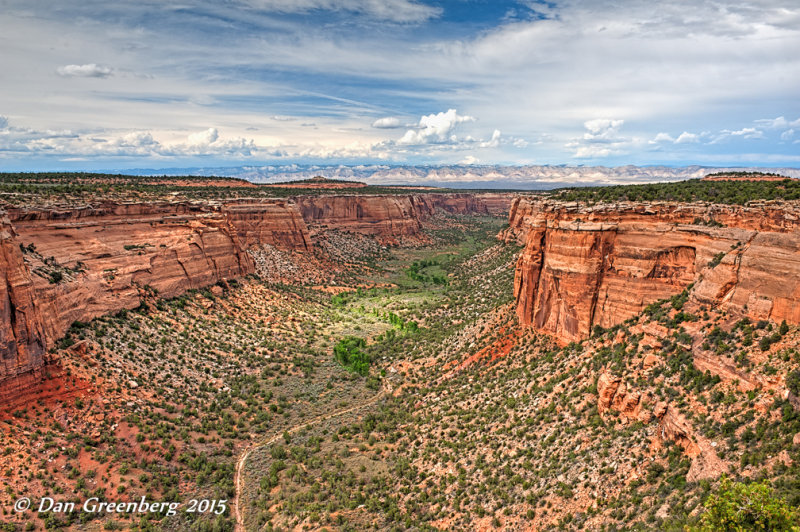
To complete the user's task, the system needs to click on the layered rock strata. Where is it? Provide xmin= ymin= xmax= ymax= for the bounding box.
xmin=506 ymin=198 xmax=800 ymax=343
xmin=296 ymin=193 xmax=512 ymax=242
xmin=0 ymin=192 xmax=509 ymax=401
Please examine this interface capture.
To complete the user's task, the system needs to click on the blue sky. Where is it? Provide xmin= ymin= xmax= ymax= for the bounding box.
xmin=0 ymin=0 xmax=799 ymax=172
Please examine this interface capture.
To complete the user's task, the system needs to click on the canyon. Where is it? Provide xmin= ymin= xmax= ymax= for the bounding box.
xmin=0 ymin=193 xmax=510 ymax=401
xmin=3 ymin=176 xmax=800 ymax=531
xmin=504 ymin=197 xmax=800 ymax=343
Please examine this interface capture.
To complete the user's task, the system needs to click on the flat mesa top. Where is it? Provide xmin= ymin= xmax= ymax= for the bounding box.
xmin=263 ymin=176 xmax=368 ymax=189
xmin=702 ymin=172 xmax=796 ymax=182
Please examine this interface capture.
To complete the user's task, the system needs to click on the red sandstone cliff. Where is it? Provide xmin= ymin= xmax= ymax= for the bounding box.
xmin=296 ymin=193 xmax=512 ymax=242
xmin=296 ymin=195 xmax=430 ymax=241
xmin=0 ymin=217 xmax=47 ymax=401
xmin=507 ymin=197 xmax=800 ymax=343
xmin=0 ymin=193 xmax=508 ymax=400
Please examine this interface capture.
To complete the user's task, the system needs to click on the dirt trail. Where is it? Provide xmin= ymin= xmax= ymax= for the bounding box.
xmin=233 ymin=390 xmax=385 ymax=531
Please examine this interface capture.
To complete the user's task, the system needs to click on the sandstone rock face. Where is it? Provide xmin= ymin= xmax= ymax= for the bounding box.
xmin=7 ymin=202 xmax=270 ymax=351
xmin=597 ymin=371 xmax=647 ymax=421
xmin=296 ymin=193 xmax=511 ymax=242
xmin=508 ymin=198 xmax=800 ymax=343
xmin=474 ymin=194 xmax=514 ymax=216
xmin=0 ymin=217 xmax=47 ymax=402
xmin=222 ymin=201 xmax=311 ymax=250
xmin=653 ymin=402 xmax=728 ymax=481
xmin=296 ymin=195 xmax=429 ymax=240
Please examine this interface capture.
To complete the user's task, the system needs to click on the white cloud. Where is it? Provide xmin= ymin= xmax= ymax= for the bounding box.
xmin=675 ymin=131 xmax=699 ymax=143
xmin=781 ymin=129 xmax=794 ymax=141
xmin=568 ymin=119 xmax=629 ymax=158
xmin=188 ymin=128 xmax=220 ymax=146
xmin=2 ymin=0 xmax=800 ymax=167
xmin=398 ymin=109 xmax=475 ymax=145
xmin=573 ymin=146 xmax=612 ymax=158
xmin=583 ymin=119 xmax=624 ymax=141
xmin=650 ymin=132 xmax=675 ymax=143
xmin=460 ymin=155 xmax=479 ymax=165
xmin=754 ymin=116 xmax=800 ymax=129
xmin=243 ymin=0 xmax=440 ymax=23
xmin=512 ymin=138 xmax=529 ymax=148
xmin=115 ymin=131 xmax=157 ymax=148
xmin=479 ymin=129 xmax=501 ymax=148
xmin=0 ymin=116 xmax=7 ymax=129
xmin=56 ymin=63 xmax=114 ymax=78
xmin=371 ymin=117 xmax=402 ymax=129
xmin=727 ymin=127 xmax=765 ymax=139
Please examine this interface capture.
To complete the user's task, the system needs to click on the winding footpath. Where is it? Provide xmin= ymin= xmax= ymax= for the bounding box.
xmin=233 ymin=390 xmax=386 ymax=532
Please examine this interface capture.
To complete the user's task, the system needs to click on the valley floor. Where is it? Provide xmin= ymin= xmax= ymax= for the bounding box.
xmin=2 ymin=212 xmax=800 ymax=532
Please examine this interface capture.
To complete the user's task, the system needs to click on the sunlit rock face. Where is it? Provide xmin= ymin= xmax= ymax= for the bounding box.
xmin=506 ymin=197 xmax=800 ymax=343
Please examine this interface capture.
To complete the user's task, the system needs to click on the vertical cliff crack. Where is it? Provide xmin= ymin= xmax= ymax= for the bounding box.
xmin=722 ymin=233 xmax=757 ymax=303
xmin=588 ymin=231 xmax=616 ymax=333
xmin=4 ymin=276 xmax=19 ymax=362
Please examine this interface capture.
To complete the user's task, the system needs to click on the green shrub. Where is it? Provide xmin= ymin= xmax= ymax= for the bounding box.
xmin=333 ymin=336 xmax=371 ymax=376
xmin=693 ymin=477 xmax=800 ymax=531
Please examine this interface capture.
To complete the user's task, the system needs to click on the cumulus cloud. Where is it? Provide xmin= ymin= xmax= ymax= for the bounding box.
xmin=56 ymin=64 xmax=114 ymax=78
xmin=480 ymin=129 xmax=501 ymax=148
xmin=460 ymin=155 xmax=479 ymax=165
xmin=722 ymin=127 xmax=765 ymax=140
xmin=371 ymin=117 xmax=403 ymax=129
xmin=115 ymin=131 xmax=158 ymax=148
xmin=675 ymin=132 xmax=699 ymax=143
xmin=650 ymin=132 xmax=675 ymax=143
xmin=398 ymin=109 xmax=475 ymax=145
xmin=512 ymin=138 xmax=529 ymax=148
xmin=243 ymin=0 xmax=440 ymax=23
xmin=754 ymin=116 xmax=800 ymax=129
xmin=582 ymin=119 xmax=624 ymax=142
xmin=568 ymin=119 xmax=629 ymax=158
xmin=188 ymin=128 xmax=220 ymax=146
xmin=781 ymin=129 xmax=795 ymax=141
xmin=0 ymin=116 xmax=8 ymax=129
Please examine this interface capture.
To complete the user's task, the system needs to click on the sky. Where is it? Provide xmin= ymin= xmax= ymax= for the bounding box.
xmin=1 ymin=0 xmax=799 ymax=172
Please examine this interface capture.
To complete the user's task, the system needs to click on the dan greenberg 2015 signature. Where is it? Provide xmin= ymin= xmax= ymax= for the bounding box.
xmin=13 ymin=496 xmax=228 ymax=517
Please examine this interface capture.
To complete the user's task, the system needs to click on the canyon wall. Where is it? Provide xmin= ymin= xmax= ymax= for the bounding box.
xmin=506 ymin=197 xmax=800 ymax=343
xmin=295 ymin=195 xmax=431 ymax=241
xmin=296 ymin=193 xmax=512 ymax=242
xmin=0 ymin=192 xmax=506 ymax=401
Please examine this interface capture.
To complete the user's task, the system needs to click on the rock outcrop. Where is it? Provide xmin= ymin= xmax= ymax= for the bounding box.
xmin=507 ymin=198 xmax=800 ymax=343
xmin=596 ymin=372 xmax=728 ymax=481
xmin=596 ymin=372 xmax=648 ymax=421
xmin=0 ymin=217 xmax=47 ymax=402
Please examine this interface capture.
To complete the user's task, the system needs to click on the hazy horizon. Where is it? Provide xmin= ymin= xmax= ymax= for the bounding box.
xmin=1 ymin=0 xmax=799 ymax=172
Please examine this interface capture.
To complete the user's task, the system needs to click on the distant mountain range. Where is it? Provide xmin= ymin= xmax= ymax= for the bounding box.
xmin=121 ymin=164 xmax=800 ymax=189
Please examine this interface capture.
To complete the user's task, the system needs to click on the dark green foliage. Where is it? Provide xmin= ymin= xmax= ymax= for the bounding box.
xmin=707 ymin=252 xmax=725 ymax=268
xmin=333 ymin=336 xmax=371 ymax=376
xmin=693 ymin=477 xmax=800 ymax=531
xmin=404 ymin=259 xmax=448 ymax=285
xmin=788 ymin=370 xmax=800 ymax=396
xmin=551 ymin=178 xmax=800 ymax=205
